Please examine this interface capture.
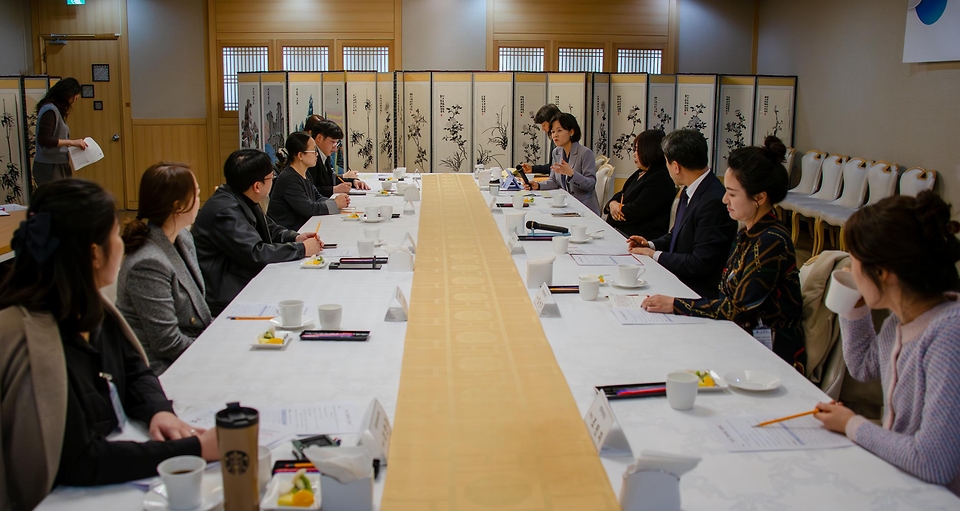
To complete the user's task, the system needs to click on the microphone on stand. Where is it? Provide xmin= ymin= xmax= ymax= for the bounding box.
xmin=525 ymin=221 xmax=569 ymax=234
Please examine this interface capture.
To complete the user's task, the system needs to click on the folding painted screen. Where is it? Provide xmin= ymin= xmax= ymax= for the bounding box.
xmin=547 ymin=73 xmax=586 ymax=123
xmin=513 ymin=73 xmax=547 ymax=167
xmin=609 ymin=74 xmax=648 ymax=179
xmin=403 ymin=73 xmax=431 ymax=173
xmin=590 ymin=74 xmax=610 ymax=159
xmin=260 ymin=73 xmax=287 ymax=166
xmin=473 ymin=73 xmax=514 ymax=170
xmin=288 ymin=73 xmax=322 ymax=134
xmin=394 ymin=72 xmax=405 ymax=168
xmin=647 ymin=75 xmax=676 ymax=133
xmin=0 ymin=77 xmax=26 ymax=204
xmin=716 ymin=76 xmax=756 ymax=172
xmin=676 ymin=75 xmax=718 ymax=170
xmin=432 ymin=73 xmax=472 ymax=173
xmin=754 ymin=76 xmax=796 ymax=147
xmin=237 ymin=73 xmax=261 ymax=150
xmin=345 ymin=72 xmax=378 ymax=172
xmin=376 ymin=73 xmax=395 ymax=172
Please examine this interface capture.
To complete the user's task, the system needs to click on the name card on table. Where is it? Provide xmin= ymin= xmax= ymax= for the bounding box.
xmin=584 ymin=390 xmax=634 ymax=457
xmin=532 ymin=282 xmax=560 ymax=318
xmin=488 ymin=196 xmax=501 ymax=212
xmin=403 ymin=232 xmax=417 ymax=255
xmin=506 ymin=233 xmax=525 ymax=255
xmin=358 ymin=398 xmax=392 ymax=464
xmin=384 ymin=287 xmax=409 ymax=322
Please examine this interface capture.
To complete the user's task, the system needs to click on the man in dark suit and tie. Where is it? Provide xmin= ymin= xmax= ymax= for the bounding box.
xmin=627 ymin=129 xmax=737 ymax=299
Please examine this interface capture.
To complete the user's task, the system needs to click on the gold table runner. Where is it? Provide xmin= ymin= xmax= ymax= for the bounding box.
xmin=381 ymin=174 xmax=619 ymax=510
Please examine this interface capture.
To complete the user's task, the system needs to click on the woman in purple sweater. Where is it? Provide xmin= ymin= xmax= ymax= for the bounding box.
xmin=815 ymin=191 xmax=960 ymax=495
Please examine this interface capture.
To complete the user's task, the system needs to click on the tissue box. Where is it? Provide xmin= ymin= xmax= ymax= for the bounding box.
xmin=320 ymin=474 xmax=373 ymax=511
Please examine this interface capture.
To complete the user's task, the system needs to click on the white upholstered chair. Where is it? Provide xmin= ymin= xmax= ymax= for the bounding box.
xmin=899 ymin=167 xmax=937 ymax=197
xmin=785 ymin=154 xmax=847 ymax=243
xmin=814 ymin=161 xmax=897 ymax=254
xmin=595 ymin=164 xmax=615 ymax=206
xmin=783 ymin=147 xmax=797 ymax=181
xmin=595 ymin=154 xmax=609 ymax=169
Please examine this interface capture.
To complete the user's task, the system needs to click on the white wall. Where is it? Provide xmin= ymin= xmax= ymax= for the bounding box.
xmin=402 ymin=0 xmax=486 ymax=71
xmin=757 ymin=0 xmax=960 ymax=207
xmin=678 ymin=0 xmax=754 ymax=75
xmin=127 ymin=0 xmax=206 ymax=118
xmin=0 ymin=0 xmax=34 ymax=75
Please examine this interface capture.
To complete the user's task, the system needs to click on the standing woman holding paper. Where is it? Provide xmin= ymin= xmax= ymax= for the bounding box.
xmin=524 ymin=113 xmax=600 ymax=215
xmin=33 ymin=78 xmax=88 ymax=186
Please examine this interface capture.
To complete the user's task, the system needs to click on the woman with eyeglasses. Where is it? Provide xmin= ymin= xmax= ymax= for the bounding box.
xmin=268 ymin=132 xmax=350 ymax=230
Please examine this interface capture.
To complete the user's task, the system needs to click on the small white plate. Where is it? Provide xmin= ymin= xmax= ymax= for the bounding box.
xmin=342 ymin=214 xmax=361 ymax=222
xmin=611 ymin=279 xmax=647 ymax=289
xmin=569 ymin=238 xmax=591 ymax=244
xmin=300 ymin=257 xmax=328 ymax=269
xmin=260 ymin=472 xmax=321 ymax=510
xmin=250 ymin=332 xmax=291 ymax=350
xmin=362 ymin=216 xmax=382 ymax=223
xmin=724 ymin=370 xmax=782 ymax=391
xmin=550 ymin=203 xmax=568 ymax=208
xmin=143 ymin=477 xmax=223 ymax=511
xmin=270 ymin=318 xmax=314 ymax=330
xmin=578 ymin=274 xmax=610 ymax=286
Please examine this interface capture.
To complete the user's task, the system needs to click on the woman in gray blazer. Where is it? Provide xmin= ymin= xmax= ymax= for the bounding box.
xmin=524 ymin=113 xmax=600 ymax=215
xmin=117 ymin=163 xmax=212 ymax=375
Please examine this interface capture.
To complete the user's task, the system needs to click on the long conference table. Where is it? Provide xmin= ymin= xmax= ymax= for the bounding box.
xmin=38 ymin=173 xmax=957 ymax=510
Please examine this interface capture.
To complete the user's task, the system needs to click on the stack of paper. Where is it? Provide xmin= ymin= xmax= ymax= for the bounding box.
xmin=67 ymin=137 xmax=104 ymax=170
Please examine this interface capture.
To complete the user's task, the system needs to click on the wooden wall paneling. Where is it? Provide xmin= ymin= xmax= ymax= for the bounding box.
xmin=288 ymin=72 xmax=323 ymax=134
xmin=131 ymin=119 xmax=209 ymax=207
xmin=432 ymin=73 xmax=473 ymax=173
xmin=260 ymin=72 xmax=287 ymax=166
xmin=218 ymin=123 xmax=239 ymax=184
xmin=376 ymin=73 xmax=395 ymax=172
xmin=403 ymin=73 xmax=431 ymax=172
xmin=753 ymin=76 xmax=797 ymax=147
xmin=237 ymin=73 xmax=261 ymax=150
xmin=0 ymin=79 xmax=27 ymax=205
xmin=492 ymin=0 xmax=669 ymax=38
xmin=215 ymin=0 xmax=397 ymax=35
xmin=394 ymin=72 xmax=404 ymax=167
xmin=609 ymin=73 xmax=648 ymax=179
xmin=344 ymin=72 xmax=378 ymax=171
xmin=647 ymin=74 xmax=676 ymax=132
xmin=716 ymin=76 xmax=756 ymax=172
xmin=676 ymin=74 xmax=718 ymax=169
xmin=513 ymin=73 xmax=547 ymax=166
xmin=547 ymin=73 xmax=586 ymax=123
xmin=36 ymin=0 xmax=123 ymax=35
xmin=590 ymin=73 xmax=610 ymax=158
xmin=473 ymin=73 xmax=514 ymax=171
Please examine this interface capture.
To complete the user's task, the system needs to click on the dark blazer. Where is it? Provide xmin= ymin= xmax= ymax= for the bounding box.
xmin=192 ymin=185 xmax=305 ymax=316
xmin=538 ymin=142 xmax=601 ymax=215
xmin=649 ymin=172 xmax=738 ymax=299
xmin=268 ymin=166 xmax=338 ymax=230
xmin=604 ymin=165 xmax=676 ymax=240
xmin=307 ymin=152 xmax=353 ymax=197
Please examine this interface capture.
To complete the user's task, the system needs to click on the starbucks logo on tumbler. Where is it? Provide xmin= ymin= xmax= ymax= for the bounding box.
xmin=224 ymin=450 xmax=250 ymax=475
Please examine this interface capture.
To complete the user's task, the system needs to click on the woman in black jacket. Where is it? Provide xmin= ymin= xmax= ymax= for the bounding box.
xmin=604 ymin=129 xmax=676 ymax=240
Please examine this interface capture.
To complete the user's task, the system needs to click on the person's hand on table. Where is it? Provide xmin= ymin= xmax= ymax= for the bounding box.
xmin=630 ymin=246 xmax=655 ymax=257
xmin=641 ymin=294 xmax=674 ymax=313
xmin=343 ymin=170 xmax=359 ymax=179
xmin=334 ymin=193 xmax=350 ymax=210
xmin=609 ymin=201 xmax=624 ymax=221
xmin=551 ymin=161 xmax=575 ymax=177
xmin=353 ymin=179 xmax=370 ymax=190
xmin=300 ymin=235 xmax=323 ymax=256
xmin=627 ymin=235 xmax=648 ymax=249
xmin=814 ymin=401 xmax=855 ymax=433
xmin=149 ymin=411 xmax=199 ymax=441
xmin=333 ymin=182 xmax=352 ymax=194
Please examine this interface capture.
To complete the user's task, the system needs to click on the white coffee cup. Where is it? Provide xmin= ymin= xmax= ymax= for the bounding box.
xmin=318 ymin=304 xmax=343 ymax=330
xmin=553 ymin=235 xmax=570 ymax=255
xmin=512 ymin=193 xmax=526 ymax=209
xmin=380 ymin=205 xmax=393 ymax=220
xmin=825 ymin=270 xmax=862 ymax=314
xmin=579 ymin=275 xmax=600 ymax=301
xmin=552 ymin=194 xmax=566 ymax=207
xmin=617 ymin=264 xmax=645 ymax=287
xmin=365 ymin=206 xmax=380 ymax=220
xmin=505 ymin=211 xmax=526 ymax=235
xmin=380 ymin=180 xmax=393 ymax=192
xmin=489 ymin=183 xmax=500 ymax=196
xmin=278 ymin=300 xmax=304 ymax=328
xmin=666 ymin=372 xmax=699 ymax=410
xmin=357 ymin=239 xmax=375 ymax=257
xmin=157 ymin=455 xmax=206 ymax=510
xmin=570 ymin=224 xmax=588 ymax=242
xmin=393 ymin=167 xmax=406 ymax=179
xmin=258 ymin=446 xmax=272 ymax=493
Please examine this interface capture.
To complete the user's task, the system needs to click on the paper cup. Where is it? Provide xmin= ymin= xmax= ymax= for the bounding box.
xmin=365 ymin=206 xmax=380 ymax=219
xmin=258 ymin=446 xmax=272 ymax=493
xmin=666 ymin=372 xmax=699 ymax=410
xmin=157 ymin=455 xmax=206 ymax=510
xmin=617 ymin=264 xmax=644 ymax=287
xmin=570 ymin=224 xmax=587 ymax=242
xmin=825 ymin=270 xmax=862 ymax=314
xmin=552 ymin=194 xmax=566 ymax=207
xmin=553 ymin=236 xmax=570 ymax=255
xmin=363 ymin=227 xmax=380 ymax=240
xmin=477 ymin=170 xmax=491 ymax=186
xmin=357 ymin=239 xmax=375 ymax=257
xmin=278 ymin=300 xmax=304 ymax=328
xmin=318 ymin=304 xmax=343 ymax=330
xmin=505 ymin=211 xmax=526 ymax=235
xmin=579 ymin=276 xmax=600 ymax=301
xmin=512 ymin=193 xmax=526 ymax=209
xmin=393 ymin=167 xmax=406 ymax=179
xmin=489 ymin=183 xmax=500 ymax=196
xmin=380 ymin=205 xmax=393 ymax=220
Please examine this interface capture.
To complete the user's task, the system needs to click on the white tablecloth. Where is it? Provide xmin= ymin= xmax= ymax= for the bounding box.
xmin=38 ymin=174 xmax=958 ymax=510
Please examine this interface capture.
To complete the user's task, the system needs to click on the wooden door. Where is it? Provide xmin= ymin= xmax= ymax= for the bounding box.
xmin=42 ymin=37 xmax=126 ymax=205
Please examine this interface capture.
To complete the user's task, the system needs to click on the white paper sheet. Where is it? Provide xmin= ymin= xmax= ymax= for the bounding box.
xmin=317 ymin=247 xmax=360 ymax=258
xmin=711 ymin=415 xmax=855 ymax=452
xmin=572 ymin=254 xmax=643 ymax=266
xmin=67 ymin=137 xmax=104 ymax=170
xmin=567 ymin=245 xmax=631 ymax=256
xmin=178 ymin=408 xmax=297 ymax=448
xmin=227 ymin=302 xmax=309 ymax=318
xmin=261 ymin=402 xmax=363 ymax=435
xmin=610 ymin=295 xmax=647 ymax=309
xmin=610 ymin=308 xmax=704 ymax=325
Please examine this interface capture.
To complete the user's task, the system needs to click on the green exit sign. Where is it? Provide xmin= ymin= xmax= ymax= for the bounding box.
xmin=67 ymin=0 xmax=85 ymax=4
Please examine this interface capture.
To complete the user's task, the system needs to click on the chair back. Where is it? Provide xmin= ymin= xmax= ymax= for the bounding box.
xmin=828 ymin=158 xmax=871 ymax=209
xmin=595 ymin=164 xmax=614 ymax=205
xmin=783 ymin=147 xmax=797 ymax=180
xmin=798 ymin=250 xmax=850 ymax=394
xmin=864 ymin=161 xmax=899 ymax=206
xmin=899 ymin=167 xmax=937 ymax=197
xmin=595 ymin=154 xmax=609 ymax=168
xmin=793 ymin=150 xmax=824 ymax=194
xmin=808 ymin=154 xmax=847 ymax=202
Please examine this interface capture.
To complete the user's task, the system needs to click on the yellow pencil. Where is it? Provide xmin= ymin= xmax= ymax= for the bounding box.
xmin=754 ymin=409 xmax=819 ymax=427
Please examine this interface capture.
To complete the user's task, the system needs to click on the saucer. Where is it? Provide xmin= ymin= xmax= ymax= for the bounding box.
xmin=723 ymin=370 xmax=782 ymax=391
xmin=143 ymin=477 xmax=223 ymax=511
xmin=270 ymin=318 xmax=314 ymax=330
xmin=611 ymin=279 xmax=647 ymax=289
xmin=342 ymin=214 xmax=361 ymax=221
xmin=300 ymin=257 xmax=328 ymax=269
xmin=569 ymin=238 xmax=591 ymax=244
xmin=362 ymin=216 xmax=382 ymax=223
xmin=550 ymin=203 xmax=568 ymax=208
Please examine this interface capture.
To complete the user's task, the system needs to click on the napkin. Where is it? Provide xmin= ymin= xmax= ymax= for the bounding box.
xmin=627 ymin=450 xmax=701 ymax=477
xmin=303 ymin=446 xmax=372 ymax=484
xmin=526 ymin=255 xmax=555 ymax=289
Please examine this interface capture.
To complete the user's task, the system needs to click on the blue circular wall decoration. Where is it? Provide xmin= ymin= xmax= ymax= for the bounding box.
xmin=915 ymin=0 xmax=948 ymax=25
